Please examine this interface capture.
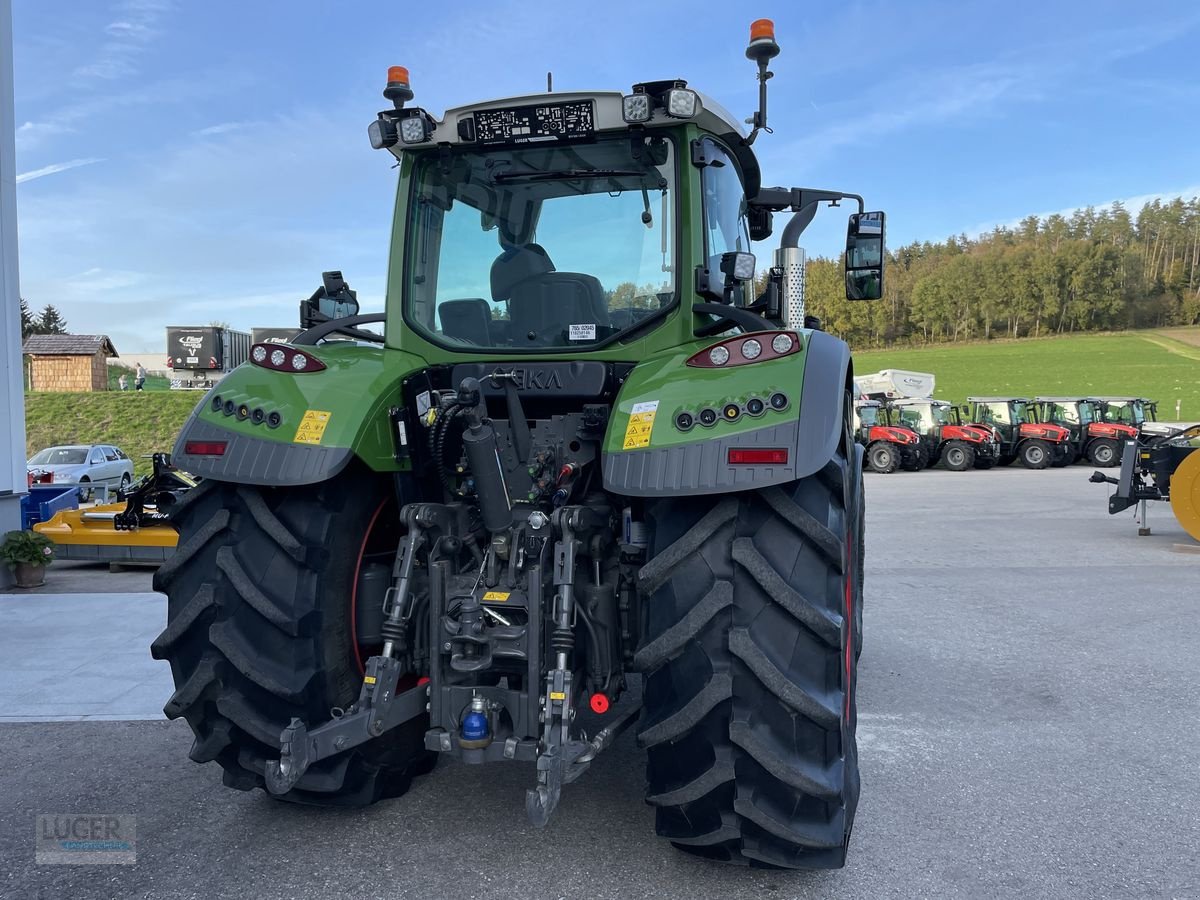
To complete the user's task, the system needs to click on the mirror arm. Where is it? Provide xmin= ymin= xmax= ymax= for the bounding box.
xmin=750 ymin=187 xmax=864 ymax=214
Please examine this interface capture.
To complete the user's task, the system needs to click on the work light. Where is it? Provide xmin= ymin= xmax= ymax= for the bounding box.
xmin=400 ymin=115 xmax=430 ymax=144
xmin=664 ymin=88 xmax=699 ymax=118
xmin=621 ymin=93 xmax=652 ymax=123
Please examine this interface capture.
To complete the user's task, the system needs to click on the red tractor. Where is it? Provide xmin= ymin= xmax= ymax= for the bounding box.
xmin=854 ymin=399 xmax=925 ymax=472
xmin=888 ymin=398 xmax=999 ymax=471
xmin=965 ymin=397 xmax=1073 ymax=469
xmin=1033 ymin=397 xmax=1138 ymax=467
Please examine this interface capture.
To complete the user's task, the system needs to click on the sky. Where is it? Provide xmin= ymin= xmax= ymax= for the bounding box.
xmin=9 ymin=0 xmax=1200 ymax=356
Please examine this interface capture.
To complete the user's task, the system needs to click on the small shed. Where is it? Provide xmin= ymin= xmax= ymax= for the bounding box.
xmin=22 ymin=334 xmax=118 ymax=392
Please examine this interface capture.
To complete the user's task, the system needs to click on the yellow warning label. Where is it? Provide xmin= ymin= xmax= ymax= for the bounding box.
xmin=363 ymin=676 xmax=377 ymax=685
xmin=622 ymin=400 xmax=659 ymax=450
xmin=549 ymin=691 xmax=566 ymax=701
xmin=482 ymin=591 xmax=510 ymax=602
xmin=293 ymin=409 xmax=332 ymax=445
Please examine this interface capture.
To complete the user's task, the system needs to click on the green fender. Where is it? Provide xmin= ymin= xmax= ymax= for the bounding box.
xmin=171 ymin=343 xmax=429 ymax=485
xmin=601 ymin=328 xmax=851 ymax=496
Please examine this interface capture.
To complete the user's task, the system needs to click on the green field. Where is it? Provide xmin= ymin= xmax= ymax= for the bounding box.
xmin=854 ymin=330 xmax=1200 ymax=418
xmin=23 ymin=329 xmax=1200 ymax=478
xmin=24 ymin=391 xmax=199 ymax=477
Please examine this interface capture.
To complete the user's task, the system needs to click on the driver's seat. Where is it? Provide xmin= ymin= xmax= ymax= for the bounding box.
xmin=491 ymin=244 xmax=609 ymax=343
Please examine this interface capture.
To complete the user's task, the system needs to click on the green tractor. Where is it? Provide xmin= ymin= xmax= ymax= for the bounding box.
xmin=151 ymin=20 xmax=883 ymax=869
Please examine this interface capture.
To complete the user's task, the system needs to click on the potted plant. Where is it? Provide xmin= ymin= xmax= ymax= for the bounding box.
xmin=1 ymin=529 xmax=56 ymax=588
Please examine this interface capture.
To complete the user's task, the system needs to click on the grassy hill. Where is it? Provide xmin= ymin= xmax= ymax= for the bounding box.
xmin=23 ymin=329 xmax=1200 ymax=477
xmin=24 ymin=391 xmax=200 ymax=477
xmin=854 ymin=329 xmax=1200 ymax=418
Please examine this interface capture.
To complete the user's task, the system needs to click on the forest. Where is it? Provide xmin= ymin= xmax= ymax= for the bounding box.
xmin=797 ymin=197 xmax=1200 ymax=349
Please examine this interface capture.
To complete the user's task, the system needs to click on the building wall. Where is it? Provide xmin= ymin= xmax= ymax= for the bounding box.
xmin=1 ymin=0 xmax=27 ymax=588
xmin=28 ymin=353 xmax=109 ymax=391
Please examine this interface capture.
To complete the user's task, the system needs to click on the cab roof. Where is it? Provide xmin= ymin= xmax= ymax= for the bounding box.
xmin=968 ymin=397 xmax=1031 ymax=403
xmin=386 ymin=87 xmax=761 ymax=196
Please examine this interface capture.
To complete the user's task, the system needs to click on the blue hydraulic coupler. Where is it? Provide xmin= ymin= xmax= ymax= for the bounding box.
xmin=460 ymin=696 xmax=490 ymax=749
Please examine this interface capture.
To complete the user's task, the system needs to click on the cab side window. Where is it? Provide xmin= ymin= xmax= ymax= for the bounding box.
xmin=699 ymin=139 xmax=750 ymax=280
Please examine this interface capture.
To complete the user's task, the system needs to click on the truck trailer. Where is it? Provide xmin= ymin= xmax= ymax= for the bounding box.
xmin=166 ymin=326 xmax=251 ymax=390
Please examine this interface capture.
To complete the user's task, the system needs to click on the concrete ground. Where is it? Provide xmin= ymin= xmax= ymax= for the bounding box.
xmin=1 ymin=467 xmax=1198 ymax=898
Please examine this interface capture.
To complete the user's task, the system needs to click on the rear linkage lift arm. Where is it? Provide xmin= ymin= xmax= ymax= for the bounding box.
xmin=265 ymin=505 xmax=453 ymax=796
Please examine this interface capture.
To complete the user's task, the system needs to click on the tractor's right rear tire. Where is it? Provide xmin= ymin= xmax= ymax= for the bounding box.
xmin=1019 ymin=439 xmax=1051 ymax=470
xmin=150 ymin=470 xmax=434 ymax=807
xmin=637 ymin=448 xmax=860 ymax=869
xmin=867 ymin=441 xmax=898 ymax=473
xmin=1088 ymin=438 xmax=1119 ymax=467
xmin=940 ymin=441 xmax=974 ymax=471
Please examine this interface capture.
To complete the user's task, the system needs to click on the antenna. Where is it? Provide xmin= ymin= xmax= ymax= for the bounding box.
xmin=547 ymin=71 xmax=553 ymax=92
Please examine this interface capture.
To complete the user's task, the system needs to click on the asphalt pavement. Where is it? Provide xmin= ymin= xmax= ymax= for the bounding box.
xmin=2 ymin=466 xmax=1198 ymax=899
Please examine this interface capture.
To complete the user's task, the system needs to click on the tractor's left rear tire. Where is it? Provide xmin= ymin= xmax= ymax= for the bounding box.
xmin=867 ymin=441 xmax=897 ymax=473
xmin=940 ymin=441 xmax=974 ymax=471
xmin=637 ymin=445 xmax=861 ymax=869
xmin=151 ymin=469 xmax=435 ymax=807
xmin=1088 ymin=439 xmax=1119 ymax=467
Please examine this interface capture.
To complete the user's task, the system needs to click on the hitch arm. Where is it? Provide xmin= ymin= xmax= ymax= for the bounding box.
xmin=265 ymin=654 xmax=428 ymax=795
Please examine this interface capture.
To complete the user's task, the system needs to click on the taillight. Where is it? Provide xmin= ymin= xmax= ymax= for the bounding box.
xmin=687 ymin=331 xmax=801 ymax=368
xmin=184 ymin=441 xmax=227 ymax=456
xmin=727 ymin=448 xmax=789 ymax=465
xmin=249 ymin=343 xmax=326 ymax=373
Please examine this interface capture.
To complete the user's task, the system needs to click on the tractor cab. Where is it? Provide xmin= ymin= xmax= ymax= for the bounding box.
xmin=966 ymin=397 xmax=1071 ymax=468
xmin=1034 ymin=397 xmax=1137 ymax=467
xmin=1097 ymin=397 xmax=1157 ymax=427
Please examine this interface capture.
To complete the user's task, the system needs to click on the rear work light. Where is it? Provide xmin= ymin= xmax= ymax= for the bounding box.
xmin=727 ymin=448 xmax=789 ymax=465
xmin=249 ymin=343 xmax=326 ymax=373
xmin=184 ymin=441 xmax=227 ymax=456
xmin=686 ymin=331 xmax=801 ymax=368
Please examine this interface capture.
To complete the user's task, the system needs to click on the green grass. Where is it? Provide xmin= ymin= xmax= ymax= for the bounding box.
xmin=24 ymin=391 xmax=201 ymax=477
xmin=23 ymin=330 xmax=1200 ymax=478
xmin=854 ymin=330 xmax=1200 ymax=419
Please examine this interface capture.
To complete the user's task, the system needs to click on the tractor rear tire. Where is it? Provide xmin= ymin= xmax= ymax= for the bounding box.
xmin=637 ymin=447 xmax=861 ymax=869
xmin=1019 ymin=439 xmax=1051 ymax=470
xmin=1088 ymin=439 xmax=1119 ymax=467
xmin=867 ymin=441 xmax=898 ymax=474
xmin=150 ymin=470 xmax=434 ymax=806
xmin=940 ymin=441 xmax=974 ymax=471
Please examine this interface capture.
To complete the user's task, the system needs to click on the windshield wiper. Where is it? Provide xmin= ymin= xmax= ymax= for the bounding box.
xmin=491 ymin=168 xmax=648 ymax=184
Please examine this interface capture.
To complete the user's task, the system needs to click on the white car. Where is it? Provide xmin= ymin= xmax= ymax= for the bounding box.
xmin=27 ymin=444 xmax=135 ymax=501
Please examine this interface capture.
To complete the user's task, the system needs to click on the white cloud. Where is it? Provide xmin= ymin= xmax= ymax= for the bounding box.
xmin=194 ymin=121 xmax=253 ymax=137
xmin=72 ymin=0 xmax=171 ymax=81
xmin=15 ymin=158 xmax=104 ymax=184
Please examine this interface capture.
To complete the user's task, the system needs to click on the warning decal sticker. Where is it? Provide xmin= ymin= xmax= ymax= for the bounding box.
xmin=622 ymin=400 xmax=659 ymax=450
xmin=294 ymin=410 xmax=332 ymax=445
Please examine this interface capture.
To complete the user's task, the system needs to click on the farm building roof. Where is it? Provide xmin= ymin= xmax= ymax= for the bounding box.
xmin=22 ymin=334 xmax=118 ymax=357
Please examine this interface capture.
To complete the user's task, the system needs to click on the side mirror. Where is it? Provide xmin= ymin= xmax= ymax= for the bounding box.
xmin=845 ymin=211 xmax=885 ymax=301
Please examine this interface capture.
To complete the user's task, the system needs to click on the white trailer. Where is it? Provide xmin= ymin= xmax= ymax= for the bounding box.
xmin=856 ymin=370 xmax=936 ymax=400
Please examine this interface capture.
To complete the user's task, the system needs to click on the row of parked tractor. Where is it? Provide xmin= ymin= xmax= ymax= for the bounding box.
xmin=854 ymin=370 xmax=1159 ymax=473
